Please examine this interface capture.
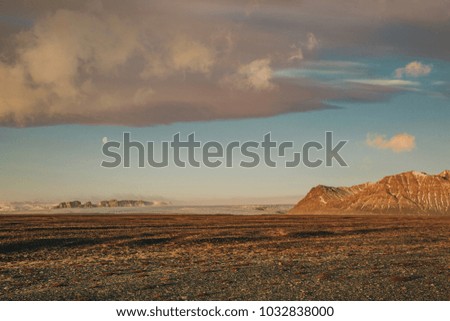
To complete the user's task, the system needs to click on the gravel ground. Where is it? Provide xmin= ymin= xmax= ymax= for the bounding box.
xmin=0 ymin=214 xmax=448 ymax=300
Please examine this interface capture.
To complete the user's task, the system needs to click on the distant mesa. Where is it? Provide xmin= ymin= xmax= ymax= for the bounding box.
xmin=54 ymin=199 xmax=168 ymax=209
xmin=289 ymin=170 xmax=450 ymax=215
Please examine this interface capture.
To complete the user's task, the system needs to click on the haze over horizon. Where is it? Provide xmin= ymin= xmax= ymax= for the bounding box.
xmin=0 ymin=0 xmax=449 ymax=204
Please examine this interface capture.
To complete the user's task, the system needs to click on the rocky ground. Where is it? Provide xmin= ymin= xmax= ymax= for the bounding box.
xmin=0 ymin=214 xmax=448 ymax=300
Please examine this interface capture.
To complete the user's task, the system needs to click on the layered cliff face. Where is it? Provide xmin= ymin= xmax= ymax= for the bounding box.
xmin=289 ymin=170 xmax=450 ymax=215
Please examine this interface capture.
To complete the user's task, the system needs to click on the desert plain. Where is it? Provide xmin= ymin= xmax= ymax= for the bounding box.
xmin=0 ymin=213 xmax=448 ymax=300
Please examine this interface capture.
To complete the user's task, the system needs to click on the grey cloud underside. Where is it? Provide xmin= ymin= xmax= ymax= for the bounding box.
xmin=0 ymin=80 xmax=396 ymax=127
xmin=0 ymin=0 xmax=448 ymax=127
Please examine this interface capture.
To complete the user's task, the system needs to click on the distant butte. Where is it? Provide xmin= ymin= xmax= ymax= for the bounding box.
xmin=54 ymin=199 xmax=168 ymax=209
xmin=289 ymin=170 xmax=450 ymax=215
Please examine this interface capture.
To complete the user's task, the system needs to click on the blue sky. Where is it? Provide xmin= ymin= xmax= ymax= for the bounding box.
xmin=1 ymin=85 xmax=448 ymax=203
xmin=0 ymin=1 xmax=449 ymax=204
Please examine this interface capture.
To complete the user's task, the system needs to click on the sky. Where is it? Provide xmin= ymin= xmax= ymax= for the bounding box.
xmin=0 ymin=0 xmax=449 ymax=204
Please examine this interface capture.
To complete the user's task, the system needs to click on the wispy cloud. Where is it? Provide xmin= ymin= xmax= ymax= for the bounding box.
xmin=306 ymin=33 xmax=319 ymax=51
xmin=288 ymin=47 xmax=304 ymax=62
xmin=347 ymin=79 xmax=419 ymax=87
xmin=366 ymin=133 xmax=416 ymax=153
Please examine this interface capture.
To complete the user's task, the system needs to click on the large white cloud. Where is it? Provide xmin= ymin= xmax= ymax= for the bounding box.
xmin=0 ymin=0 xmax=448 ymax=127
xmin=141 ymin=36 xmax=215 ymax=79
xmin=221 ymin=58 xmax=275 ymax=91
xmin=0 ymin=9 xmax=141 ymax=125
xmin=395 ymin=61 xmax=432 ymax=78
